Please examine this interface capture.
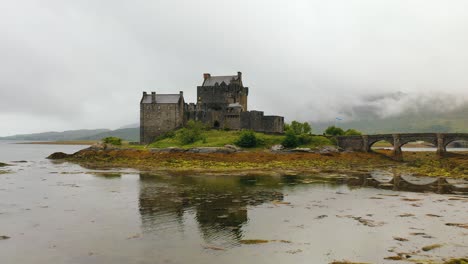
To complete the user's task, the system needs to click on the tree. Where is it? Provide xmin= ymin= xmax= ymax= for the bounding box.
xmin=102 ymin=137 xmax=122 ymax=145
xmin=177 ymin=120 xmax=206 ymax=145
xmin=344 ymin=129 xmax=362 ymax=136
xmin=282 ymin=130 xmax=299 ymax=148
xmin=287 ymin=121 xmax=312 ymax=135
xmin=235 ymin=130 xmax=258 ymax=148
xmin=324 ymin=126 xmax=345 ymax=136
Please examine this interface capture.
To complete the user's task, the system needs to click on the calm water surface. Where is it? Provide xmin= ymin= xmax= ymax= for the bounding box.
xmin=0 ymin=141 xmax=467 ymax=264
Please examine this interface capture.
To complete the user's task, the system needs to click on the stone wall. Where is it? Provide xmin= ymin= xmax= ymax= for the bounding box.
xmin=240 ymin=111 xmax=284 ymax=133
xmin=197 ymin=85 xmax=248 ymax=111
xmin=140 ymin=100 xmax=184 ymax=144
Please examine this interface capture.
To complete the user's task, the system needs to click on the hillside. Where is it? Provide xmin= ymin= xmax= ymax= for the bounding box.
xmin=78 ymin=128 xmax=139 ymax=142
xmin=0 ymin=127 xmax=139 ymax=142
xmin=313 ymin=105 xmax=468 ymax=134
xmin=0 ymin=129 xmax=110 ymax=141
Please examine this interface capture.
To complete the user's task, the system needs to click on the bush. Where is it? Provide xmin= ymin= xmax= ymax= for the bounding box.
xmin=153 ymin=131 xmax=176 ymax=142
xmin=235 ymin=130 xmax=258 ymax=148
xmin=344 ymin=129 xmax=362 ymax=136
xmin=297 ymin=134 xmax=311 ymax=145
xmin=324 ymin=126 xmax=345 ymax=136
xmin=177 ymin=120 xmax=206 ymax=145
xmin=282 ymin=130 xmax=299 ymax=148
xmin=102 ymin=137 xmax=122 ymax=145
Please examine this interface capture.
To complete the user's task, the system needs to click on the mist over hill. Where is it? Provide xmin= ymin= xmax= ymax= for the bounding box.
xmin=313 ymin=103 xmax=468 ymax=134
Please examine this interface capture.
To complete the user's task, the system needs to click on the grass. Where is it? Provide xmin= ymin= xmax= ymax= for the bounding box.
xmin=148 ymin=129 xmax=333 ymax=149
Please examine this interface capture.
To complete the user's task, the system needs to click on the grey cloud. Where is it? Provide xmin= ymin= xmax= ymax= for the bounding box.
xmin=1 ymin=0 xmax=468 ymax=135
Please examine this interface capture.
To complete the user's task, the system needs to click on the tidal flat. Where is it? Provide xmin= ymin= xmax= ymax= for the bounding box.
xmin=0 ymin=141 xmax=467 ymax=264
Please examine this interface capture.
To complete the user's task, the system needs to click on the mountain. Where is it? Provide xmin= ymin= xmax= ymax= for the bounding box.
xmin=313 ymin=105 xmax=468 ymax=134
xmin=0 ymin=129 xmax=110 ymax=141
xmin=0 ymin=127 xmax=139 ymax=142
xmin=78 ymin=128 xmax=139 ymax=142
xmin=118 ymin=123 xmax=139 ymax=129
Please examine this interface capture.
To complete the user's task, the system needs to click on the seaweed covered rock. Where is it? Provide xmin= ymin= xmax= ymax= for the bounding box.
xmin=186 ymin=147 xmax=236 ymax=154
xmin=0 ymin=162 xmax=9 ymax=167
xmin=47 ymin=152 xmax=71 ymax=159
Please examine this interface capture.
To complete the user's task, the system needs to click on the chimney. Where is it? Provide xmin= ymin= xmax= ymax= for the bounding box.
xmin=237 ymin=71 xmax=242 ymax=80
xmin=203 ymin=73 xmax=211 ymax=80
xmin=151 ymin=92 xmax=156 ymax=103
xmin=143 ymin=91 xmax=147 ymax=96
xmin=179 ymin=91 xmax=183 ymax=97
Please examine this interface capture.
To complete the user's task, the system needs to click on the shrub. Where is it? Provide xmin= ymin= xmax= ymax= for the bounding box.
xmin=235 ymin=130 xmax=258 ymax=148
xmin=297 ymin=134 xmax=312 ymax=145
xmin=324 ymin=126 xmax=345 ymax=136
xmin=282 ymin=130 xmax=299 ymax=148
xmin=153 ymin=131 xmax=176 ymax=142
xmin=102 ymin=137 xmax=122 ymax=145
xmin=177 ymin=120 xmax=206 ymax=145
xmin=344 ymin=129 xmax=362 ymax=136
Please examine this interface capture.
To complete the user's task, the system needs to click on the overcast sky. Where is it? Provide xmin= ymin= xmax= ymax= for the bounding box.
xmin=1 ymin=0 xmax=468 ymax=136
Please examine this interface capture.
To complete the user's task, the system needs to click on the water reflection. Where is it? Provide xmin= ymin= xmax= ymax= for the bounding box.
xmin=137 ymin=172 xmax=467 ymax=248
xmin=138 ymin=174 xmax=285 ymax=244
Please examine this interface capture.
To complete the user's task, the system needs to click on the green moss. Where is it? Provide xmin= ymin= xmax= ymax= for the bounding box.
xmin=444 ymin=259 xmax=468 ymax=264
xmin=239 ymin=239 xmax=270 ymax=244
xmin=422 ymin=244 xmax=443 ymax=251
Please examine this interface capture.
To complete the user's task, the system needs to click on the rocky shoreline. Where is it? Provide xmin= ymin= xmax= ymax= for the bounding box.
xmin=47 ymin=143 xmax=468 ymax=179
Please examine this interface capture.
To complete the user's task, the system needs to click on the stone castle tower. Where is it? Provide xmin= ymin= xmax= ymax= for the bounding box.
xmin=140 ymin=72 xmax=284 ymax=144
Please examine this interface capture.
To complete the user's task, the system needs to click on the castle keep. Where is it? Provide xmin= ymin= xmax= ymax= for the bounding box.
xmin=140 ymin=72 xmax=284 ymax=144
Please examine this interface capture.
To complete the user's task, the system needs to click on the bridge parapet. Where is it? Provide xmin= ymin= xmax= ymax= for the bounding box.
xmin=336 ymin=133 xmax=468 ymax=159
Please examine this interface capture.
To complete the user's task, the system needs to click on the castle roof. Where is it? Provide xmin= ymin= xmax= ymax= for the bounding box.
xmin=202 ymin=75 xmax=242 ymax=87
xmin=141 ymin=93 xmax=182 ymax=104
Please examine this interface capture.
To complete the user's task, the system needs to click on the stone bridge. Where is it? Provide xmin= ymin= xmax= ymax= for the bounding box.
xmin=336 ymin=133 xmax=468 ymax=159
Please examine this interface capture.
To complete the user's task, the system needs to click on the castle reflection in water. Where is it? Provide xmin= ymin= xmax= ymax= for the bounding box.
xmin=137 ymin=174 xmax=286 ymax=243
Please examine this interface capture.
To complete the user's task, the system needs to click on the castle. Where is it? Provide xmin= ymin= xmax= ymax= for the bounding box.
xmin=140 ymin=72 xmax=284 ymax=144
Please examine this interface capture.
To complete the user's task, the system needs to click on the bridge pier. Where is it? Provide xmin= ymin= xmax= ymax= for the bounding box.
xmin=392 ymin=174 xmax=401 ymax=191
xmin=436 ymin=134 xmax=447 ymax=157
xmin=392 ymin=134 xmax=403 ymax=161
xmin=362 ymin=135 xmax=370 ymax=152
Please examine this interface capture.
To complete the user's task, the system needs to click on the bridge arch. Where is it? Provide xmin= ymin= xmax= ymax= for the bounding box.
xmin=398 ymin=134 xmax=438 ymax=148
xmin=444 ymin=135 xmax=468 ymax=149
xmin=337 ymin=133 xmax=468 ymax=159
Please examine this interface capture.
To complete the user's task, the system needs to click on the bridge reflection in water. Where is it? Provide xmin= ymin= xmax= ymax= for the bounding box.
xmin=352 ymin=171 xmax=468 ymax=194
xmin=337 ymin=133 xmax=468 ymax=160
xmin=136 ymin=173 xmax=467 ymax=244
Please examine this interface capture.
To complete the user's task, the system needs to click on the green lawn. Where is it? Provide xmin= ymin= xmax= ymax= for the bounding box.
xmin=147 ymin=129 xmax=333 ymax=149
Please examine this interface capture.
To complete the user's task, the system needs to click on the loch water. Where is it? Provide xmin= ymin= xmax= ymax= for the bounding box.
xmin=0 ymin=141 xmax=467 ymax=264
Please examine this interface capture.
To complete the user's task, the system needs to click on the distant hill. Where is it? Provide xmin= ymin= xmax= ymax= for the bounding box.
xmin=0 ymin=129 xmax=110 ymax=141
xmin=0 ymin=127 xmax=139 ymax=142
xmin=313 ymin=105 xmax=468 ymax=134
xmin=78 ymin=128 xmax=139 ymax=142
xmin=118 ymin=123 xmax=139 ymax=129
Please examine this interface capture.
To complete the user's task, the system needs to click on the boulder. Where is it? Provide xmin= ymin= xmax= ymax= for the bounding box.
xmin=186 ymin=147 xmax=236 ymax=154
xmin=318 ymin=146 xmax=340 ymax=154
xmin=150 ymin=147 xmax=186 ymax=153
xmin=224 ymin=144 xmax=241 ymax=151
xmin=47 ymin=152 xmax=71 ymax=159
xmin=88 ymin=142 xmax=107 ymax=150
xmin=270 ymin=144 xmax=284 ymax=152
